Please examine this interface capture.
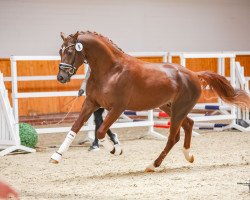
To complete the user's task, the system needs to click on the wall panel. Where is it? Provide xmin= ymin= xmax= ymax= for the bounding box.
xmin=0 ymin=55 xmax=249 ymax=116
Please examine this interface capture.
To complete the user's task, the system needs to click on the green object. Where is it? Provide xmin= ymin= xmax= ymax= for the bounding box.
xmin=19 ymin=123 xmax=38 ymax=148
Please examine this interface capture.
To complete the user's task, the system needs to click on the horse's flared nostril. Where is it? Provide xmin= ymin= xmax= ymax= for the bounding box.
xmin=57 ymin=75 xmax=64 ymax=82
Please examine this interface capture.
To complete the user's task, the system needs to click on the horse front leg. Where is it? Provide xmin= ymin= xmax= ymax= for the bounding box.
xmin=50 ymin=97 xmax=98 ymax=164
xmin=96 ymin=108 xmax=124 ymax=155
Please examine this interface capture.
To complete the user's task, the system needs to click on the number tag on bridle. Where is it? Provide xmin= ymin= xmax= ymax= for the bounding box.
xmin=75 ymin=43 xmax=83 ymax=52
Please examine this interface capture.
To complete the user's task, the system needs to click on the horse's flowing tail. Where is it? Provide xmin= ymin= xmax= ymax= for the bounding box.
xmin=197 ymin=71 xmax=250 ymax=108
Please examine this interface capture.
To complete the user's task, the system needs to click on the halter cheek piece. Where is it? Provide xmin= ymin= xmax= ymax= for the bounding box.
xmin=59 ymin=42 xmax=85 ymax=76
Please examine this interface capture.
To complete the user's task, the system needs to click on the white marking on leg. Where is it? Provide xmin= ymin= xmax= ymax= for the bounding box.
xmin=145 ymin=162 xmax=155 ymax=172
xmin=182 ymin=148 xmax=194 ymax=163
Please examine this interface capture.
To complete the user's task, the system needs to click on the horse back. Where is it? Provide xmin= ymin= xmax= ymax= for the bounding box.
xmin=118 ymin=61 xmax=201 ymax=110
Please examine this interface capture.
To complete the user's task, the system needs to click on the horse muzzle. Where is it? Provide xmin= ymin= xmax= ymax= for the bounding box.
xmin=57 ymin=63 xmax=76 ymax=83
xmin=57 ymin=72 xmax=70 ymax=83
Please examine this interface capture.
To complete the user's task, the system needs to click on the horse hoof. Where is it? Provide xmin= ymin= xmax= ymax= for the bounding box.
xmin=110 ymin=144 xmax=122 ymax=156
xmin=145 ymin=168 xmax=155 ymax=173
xmin=49 ymin=152 xmax=62 ymax=164
xmin=189 ymin=155 xmax=195 ymax=163
xmin=49 ymin=158 xmax=59 ymax=164
xmin=145 ymin=163 xmax=155 ymax=172
xmin=183 ymin=148 xmax=194 ymax=163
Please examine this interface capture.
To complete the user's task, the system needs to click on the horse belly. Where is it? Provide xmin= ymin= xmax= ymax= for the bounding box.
xmin=126 ymin=85 xmax=175 ymax=111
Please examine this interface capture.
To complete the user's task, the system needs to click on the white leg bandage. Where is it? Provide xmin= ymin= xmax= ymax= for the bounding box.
xmin=50 ymin=131 xmax=76 ymax=163
xmin=99 ymin=137 xmax=114 ymax=152
xmin=182 ymin=148 xmax=194 ymax=163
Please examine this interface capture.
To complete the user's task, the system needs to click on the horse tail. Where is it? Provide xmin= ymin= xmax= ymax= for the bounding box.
xmin=196 ymin=71 xmax=250 ymax=108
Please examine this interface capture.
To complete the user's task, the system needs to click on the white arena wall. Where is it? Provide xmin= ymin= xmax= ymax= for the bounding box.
xmin=0 ymin=0 xmax=250 ymax=57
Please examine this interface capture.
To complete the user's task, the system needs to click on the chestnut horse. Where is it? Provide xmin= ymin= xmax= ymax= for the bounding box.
xmin=50 ymin=31 xmax=250 ymax=172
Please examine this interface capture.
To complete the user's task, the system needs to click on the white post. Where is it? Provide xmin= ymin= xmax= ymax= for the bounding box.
xmin=163 ymin=54 xmax=167 ymax=63
xmin=221 ymin=57 xmax=225 ymax=76
xmin=167 ymin=53 xmax=172 ymax=63
xmin=230 ymin=57 xmax=236 ymax=88
xmin=10 ymin=56 xmax=20 ymax=140
xmin=218 ymin=58 xmax=222 ymax=75
xmin=217 ymin=57 xmax=222 ymax=105
xmin=245 ymin=79 xmax=250 ymax=123
xmin=230 ymin=56 xmax=237 ymax=124
xmin=147 ymin=109 xmax=154 ymax=134
xmin=181 ymin=54 xmax=186 ymax=67
xmin=235 ymin=73 xmax=241 ymax=120
xmin=148 ymin=110 xmax=165 ymax=139
xmin=241 ymin=66 xmax=247 ymax=122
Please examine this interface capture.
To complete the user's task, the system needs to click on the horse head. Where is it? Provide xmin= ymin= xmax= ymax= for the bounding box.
xmin=57 ymin=31 xmax=86 ymax=83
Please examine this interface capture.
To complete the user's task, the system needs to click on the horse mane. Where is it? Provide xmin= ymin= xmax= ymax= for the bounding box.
xmin=71 ymin=31 xmax=125 ymax=54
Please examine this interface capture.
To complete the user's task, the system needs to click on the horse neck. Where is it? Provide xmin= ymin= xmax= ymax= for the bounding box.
xmin=83 ymin=36 xmax=121 ymax=77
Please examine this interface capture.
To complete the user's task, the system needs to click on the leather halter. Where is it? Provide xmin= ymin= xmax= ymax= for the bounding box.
xmin=59 ymin=42 xmax=87 ymax=76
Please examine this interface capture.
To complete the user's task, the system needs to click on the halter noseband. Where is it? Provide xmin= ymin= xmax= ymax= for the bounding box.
xmin=59 ymin=42 xmax=86 ymax=76
xmin=59 ymin=63 xmax=76 ymax=75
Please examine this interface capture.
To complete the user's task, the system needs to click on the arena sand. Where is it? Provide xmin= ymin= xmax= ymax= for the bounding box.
xmin=0 ymin=127 xmax=249 ymax=200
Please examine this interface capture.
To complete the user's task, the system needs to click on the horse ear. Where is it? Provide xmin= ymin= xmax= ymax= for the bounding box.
xmin=60 ymin=32 xmax=66 ymax=40
xmin=72 ymin=31 xmax=79 ymax=40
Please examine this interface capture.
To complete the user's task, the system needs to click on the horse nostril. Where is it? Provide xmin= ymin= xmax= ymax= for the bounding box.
xmin=57 ymin=75 xmax=64 ymax=81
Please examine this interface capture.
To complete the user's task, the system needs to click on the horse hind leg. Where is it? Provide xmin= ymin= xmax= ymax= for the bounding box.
xmin=145 ymin=99 xmax=195 ymax=172
xmin=182 ymin=117 xmax=195 ymax=163
xmin=159 ymin=103 xmax=181 ymax=144
xmin=156 ymin=104 xmax=194 ymax=163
